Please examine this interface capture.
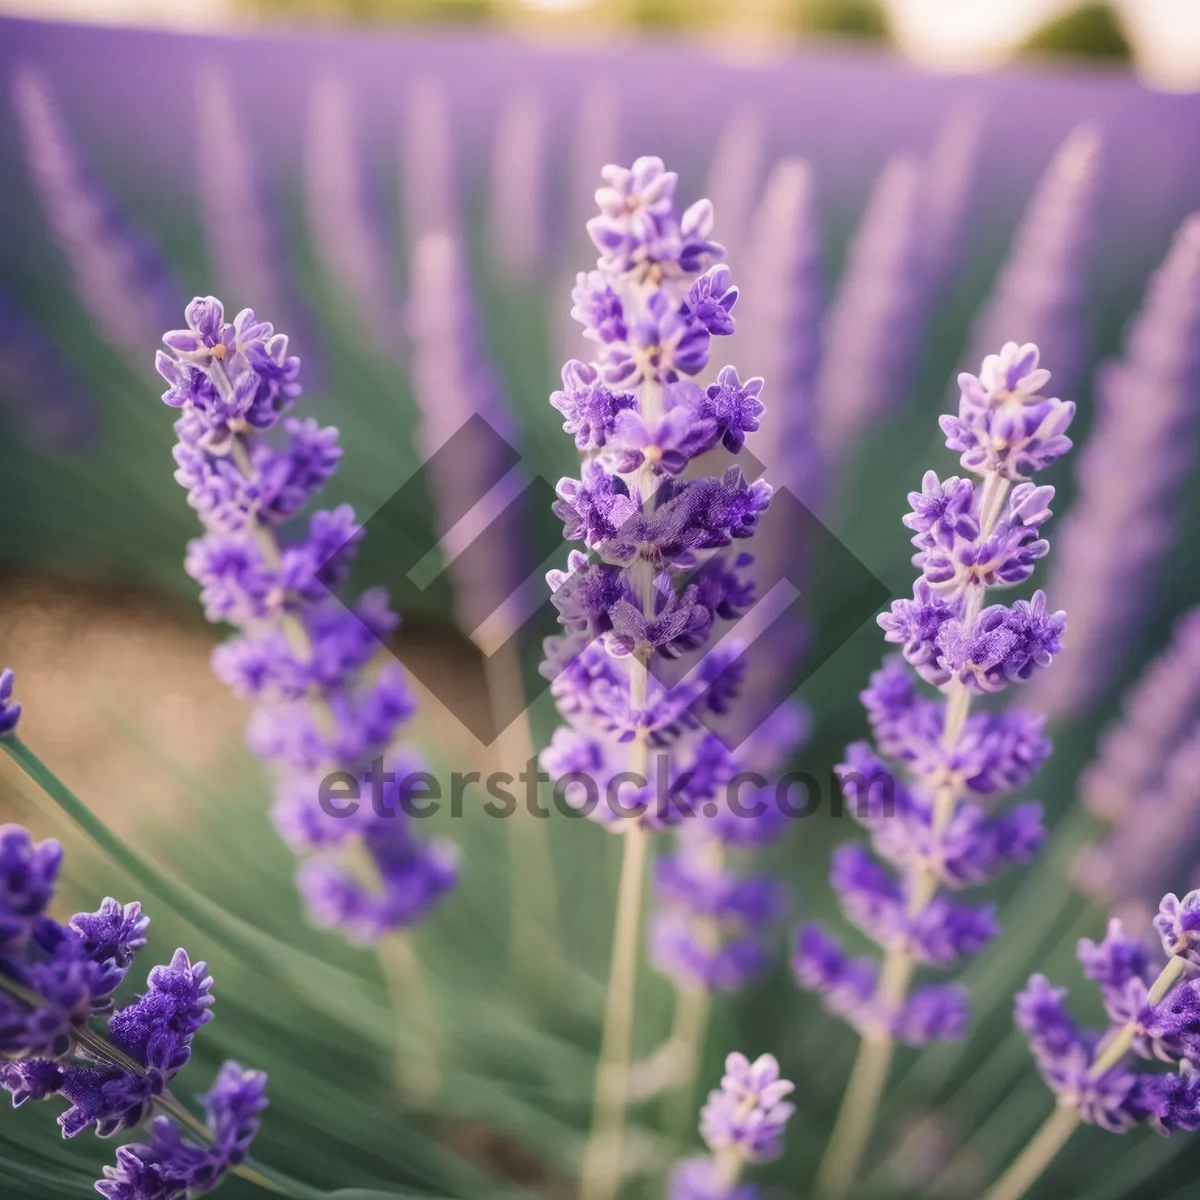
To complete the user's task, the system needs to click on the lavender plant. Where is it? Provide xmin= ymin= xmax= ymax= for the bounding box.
xmin=667 ymin=1052 xmax=795 ymax=1200
xmin=985 ymin=893 xmax=1200 ymax=1200
xmin=1073 ymin=608 xmax=1200 ymax=910
xmin=0 ymin=290 xmax=99 ymax=454
xmin=0 ymin=781 xmax=267 ymax=1200
xmin=1030 ymin=214 xmax=1200 ymax=720
xmin=801 ymin=342 xmax=1075 ymax=1198
xmin=816 ymin=154 xmax=928 ymax=461
xmin=965 ymin=126 xmax=1100 ymax=407
xmin=154 ymin=297 xmax=458 ymax=944
xmin=408 ymin=231 xmax=560 ymax=975
xmin=542 ymin=156 xmax=774 ymax=1200
xmin=11 ymin=67 xmax=179 ymax=365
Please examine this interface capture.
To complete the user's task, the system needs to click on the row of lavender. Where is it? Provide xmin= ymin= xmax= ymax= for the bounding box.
xmin=6 ymin=145 xmax=1200 ymax=1199
xmin=2 ymin=26 xmax=1200 ymax=1200
xmin=7 ymin=53 xmax=1200 ymax=744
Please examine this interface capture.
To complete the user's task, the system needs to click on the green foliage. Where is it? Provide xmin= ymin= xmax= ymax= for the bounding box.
xmin=793 ymin=0 xmax=889 ymax=42
xmin=1018 ymin=3 xmax=1132 ymax=62
xmin=239 ymin=0 xmax=493 ymax=25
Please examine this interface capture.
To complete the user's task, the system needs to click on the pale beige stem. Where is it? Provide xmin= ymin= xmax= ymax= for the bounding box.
xmin=381 ymin=931 xmax=441 ymax=1105
xmin=481 ymin=637 xmax=563 ymax=987
xmin=578 ymin=819 xmax=651 ymax=1200
xmin=663 ymin=982 xmax=712 ymax=1135
xmin=979 ymin=1105 xmax=1081 ymax=1200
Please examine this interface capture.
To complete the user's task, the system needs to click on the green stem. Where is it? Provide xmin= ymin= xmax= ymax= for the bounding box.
xmin=1 ymin=736 xmax=254 ymax=960
xmin=979 ymin=1105 xmax=1080 ymax=1200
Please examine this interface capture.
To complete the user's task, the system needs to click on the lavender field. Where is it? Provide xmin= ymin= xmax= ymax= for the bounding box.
xmin=1 ymin=12 xmax=1200 ymax=1200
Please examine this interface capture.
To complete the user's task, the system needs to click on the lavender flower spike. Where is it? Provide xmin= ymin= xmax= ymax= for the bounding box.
xmin=966 ymin=124 xmax=1101 ymax=407
xmin=558 ymin=158 xmax=773 ymax=1200
xmin=489 ymin=88 xmax=548 ymax=282
xmin=702 ymin=106 xmax=766 ymax=268
xmin=304 ymin=75 xmax=398 ymax=356
xmin=740 ymin=158 xmax=823 ymax=509
xmin=0 ymin=290 xmax=99 ymax=454
xmin=11 ymin=66 xmax=179 ymax=363
xmin=1074 ymin=720 xmax=1200 ymax=913
xmin=1070 ymin=608 xmax=1200 ymax=910
xmin=988 ymin=897 xmax=1200 ymax=1200
xmin=157 ymin=295 xmax=456 ymax=942
xmin=0 ymin=820 xmax=267 ymax=1199
xmin=669 ymin=1052 xmax=795 ymax=1200
xmin=816 ymin=154 xmax=928 ymax=462
xmin=402 ymin=75 xmax=459 ymax=245
xmin=408 ymin=231 xmax=526 ymax=646
xmin=1027 ymin=213 xmax=1200 ymax=720
xmin=807 ymin=341 xmax=1073 ymax=1200
xmin=1077 ymin=607 xmax=1200 ymax=823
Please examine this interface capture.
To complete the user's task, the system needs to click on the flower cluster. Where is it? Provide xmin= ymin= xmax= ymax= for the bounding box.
xmin=542 ymin=157 xmax=793 ymax=989
xmin=796 ymin=342 xmax=1071 ymax=1044
xmin=97 ymin=1062 xmax=268 ymax=1200
xmin=0 ymin=669 xmax=20 ymax=738
xmin=1016 ymin=893 xmax=1200 ymax=1135
xmin=0 ymin=822 xmax=265 ymax=1199
xmin=157 ymin=297 xmax=457 ymax=943
xmin=668 ymin=1052 xmax=795 ymax=1200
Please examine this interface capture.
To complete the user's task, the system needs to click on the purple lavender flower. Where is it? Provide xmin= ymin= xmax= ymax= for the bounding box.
xmin=966 ymin=125 xmax=1101 ymax=408
xmin=0 ymin=290 xmax=99 ymax=454
xmin=1154 ymin=892 xmax=1200 ymax=967
xmin=0 ymin=825 xmax=147 ymax=1062
xmin=1074 ymin=718 xmax=1200 ymax=910
xmin=668 ymin=1155 xmax=757 ymax=1200
xmin=195 ymin=67 xmax=296 ymax=353
xmin=738 ymin=157 xmax=823 ymax=508
xmin=0 ymin=824 xmax=61 ymax=954
xmin=1078 ymin=608 xmax=1200 ymax=824
xmin=94 ymin=1061 xmax=267 ymax=1200
xmin=936 ymin=591 xmax=1066 ymax=694
xmin=489 ymin=88 xmax=548 ymax=281
xmin=701 ymin=106 xmax=767 ymax=268
xmin=1017 ymin=895 xmax=1200 ymax=1139
xmin=0 ymin=671 xmax=21 ymax=738
xmin=922 ymin=107 xmax=984 ymax=293
xmin=11 ymin=67 xmax=180 ymax=363
xmin=942 ymin=342 xmax=1075 ymax=481
xmin=699 ymin=1052 xmax=795 ymax=1163
xmin=799 ymin=342 xmax=1072 ymax=1047
xmin=1028 ymin=215 xmax=1200 ymax=720
xmin=545 ymin=162 xmax=790 ymax=1021
xmin=702 ymin=367 xmax=764 ymax=453
xmin=684 ymin=266 xmax=740 ymax=337
xmin=304 ymin=75 xmax=398 ymax=356
xmin=408 ymin=231 xmax=529 ymax=643
xmin=0 ymin=821 xmax=267 ymax=1198
xmin=157 ymin=296 xmax=456 ymax=942
xmin=816 ymin=154 xmax=928 ymax=461
xmin=402 ymin=75 xmax=459 ymax=247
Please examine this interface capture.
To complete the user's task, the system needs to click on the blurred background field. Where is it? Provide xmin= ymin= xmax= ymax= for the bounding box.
xmin=2 ymin=3 xmax=1200 ymax=1198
